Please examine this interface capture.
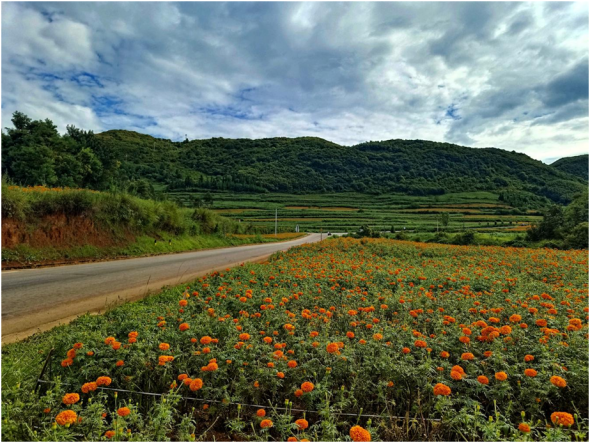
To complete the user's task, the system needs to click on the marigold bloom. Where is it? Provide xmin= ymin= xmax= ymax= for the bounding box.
xmin=116 ymin=360 xmax=124 ymax=367
xmin=277 ymin=372 xmax=285 ymax=379
xmin=288 ymin=360 xmax=298 ymax=368
xmin=551 ymin=412 xmax=574 ymax=427
xmin=414 ymin=339 xmax=427 ymax=348
xmin=433 ymin=383 xmax=451 ymax=396
xmin=524 ymin=355 xmax=534 ymax=362
xmin=81 ymin=382 xmax=98 ymax=393
xmin=256 ymin=409 xmax=266 ymax=417
xmin=350 ymin=425 xmax=371 ymax=442
xmin=179 ymin=323 xmax=190 ymax=331
xmin=159 ymin=343 xmax=170 ymax=351
xmin=61 ymin=358 xmax=74 ymax=367
xmin=190 ymin=378 xmax=203 ymax=391
xmin=550 ymin=376 xmax=567 ymax=388
xmin=294 ymin=389 xmax=303 ymax=397
xmin=104 ymin=430 xmax=116 ymax=439
xmin=117 ymin=407 xmax=131 ymax=417
xmin=56 ymin=410 xmax=78 ymax=426
xmin=450 ymin=370 xmax=462 ymax=380
xmin=326 ymin=343 xmax=339 ymax=353
xmin=62 ymin=393 xmax=80 ymax=405
xmin=96 ymin=376 xmax=112 ymax=386
xmin=288 ymin=438 xmax=298 ymax=442
xmin=440 ymin=351 xmax=450 ymax=358
xmin=518 ymin=423 xmax=531 ymax=433
xmin=295 ymin=419 xmax=309 ymax=430
xmin=260 ymin=419 xmax=273 ymax=429
xmin=461 ymin=353 xmax=474 ymax=361
xmin=477 ymin=375 xmax=489 ymax=385
xmin=524 ymin=369 xmax=537 ymax=377
xmin=104 ymin=336 xmax=116 ymax=345
xmin=402 ymin=347 xmax=410 ymax=354
xmin=301 ymin=381 xmax=315 ymax=393
xmin=239 ymin=333 xmax=251 ymax=341
xmin=459 ymin=336 xmax=470 ymax=344
xmin=495 ymin=372 xmax=508 ymax=381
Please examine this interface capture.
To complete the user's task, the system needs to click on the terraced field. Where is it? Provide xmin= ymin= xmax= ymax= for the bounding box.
xmin=168 ymin=191 xmax=542 ymax=234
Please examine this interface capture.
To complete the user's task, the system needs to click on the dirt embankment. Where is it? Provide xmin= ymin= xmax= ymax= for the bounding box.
xmin=2 ymin=214 xmax=134 ymax=268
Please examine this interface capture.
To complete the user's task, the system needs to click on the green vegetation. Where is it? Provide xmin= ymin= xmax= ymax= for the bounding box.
xmin=551 ymin=154 xmax=589 ymax=181
xmin=2 ymin=112 xmax=586 ymax=207
xmin=1 ymin=184 xmax=291 ymax=266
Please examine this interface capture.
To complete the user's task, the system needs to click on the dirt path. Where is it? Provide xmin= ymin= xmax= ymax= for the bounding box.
xmin=2 ymin=233 xmax=323 ymax=344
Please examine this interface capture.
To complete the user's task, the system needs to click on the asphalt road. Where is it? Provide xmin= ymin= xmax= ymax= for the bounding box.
xmin=1 ymin=233 xmax=326 ymax=343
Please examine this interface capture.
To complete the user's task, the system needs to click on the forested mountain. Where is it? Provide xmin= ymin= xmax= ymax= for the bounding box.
xmin=551 ymin=154 xmax=589 ymax=181
xmin=2 ymin=112 xmax=587 ymax=207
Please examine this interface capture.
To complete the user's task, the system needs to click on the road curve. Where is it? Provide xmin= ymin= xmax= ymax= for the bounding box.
xmin=1 ymin=233 xmax=324 ymax=343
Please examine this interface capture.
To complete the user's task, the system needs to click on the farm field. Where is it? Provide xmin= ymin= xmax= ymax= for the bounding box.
xmin=168 ymin=191 xmax=542 ymax=234
xmin=2 ymin=237 xmax=587 ymax=441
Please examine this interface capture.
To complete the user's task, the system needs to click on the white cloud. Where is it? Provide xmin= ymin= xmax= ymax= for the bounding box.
xmin=2 ymin=2 xmax=588 ymax=162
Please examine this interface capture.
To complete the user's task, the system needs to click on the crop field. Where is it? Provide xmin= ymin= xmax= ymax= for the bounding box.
xmin=168 ymin=191 xmax=542 ymax=234
xmin=2 ymin=238 xmax=587 ymax=441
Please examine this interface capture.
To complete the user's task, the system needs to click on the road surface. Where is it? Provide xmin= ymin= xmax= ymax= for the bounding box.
xmin=1 ymin=233 xmax=326 ymax=343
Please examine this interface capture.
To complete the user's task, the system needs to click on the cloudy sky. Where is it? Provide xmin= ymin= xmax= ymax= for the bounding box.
xmin=2 ymin=2 xmax=588 ymax=162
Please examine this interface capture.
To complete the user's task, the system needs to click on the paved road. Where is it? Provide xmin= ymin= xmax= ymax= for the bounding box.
xmin=1 ymin=233 xmax=325 ymax=343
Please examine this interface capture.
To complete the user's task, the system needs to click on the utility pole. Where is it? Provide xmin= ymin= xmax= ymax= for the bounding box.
xmin=275 ymin=208 xmax=277 ymax=236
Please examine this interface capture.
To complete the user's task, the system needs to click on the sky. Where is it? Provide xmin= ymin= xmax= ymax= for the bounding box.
xmin=1 ymin=2 xmax=588 ymax=163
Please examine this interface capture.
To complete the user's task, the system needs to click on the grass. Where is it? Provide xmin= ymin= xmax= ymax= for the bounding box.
xmin=1 ymin=184 xmax=301 ymax=267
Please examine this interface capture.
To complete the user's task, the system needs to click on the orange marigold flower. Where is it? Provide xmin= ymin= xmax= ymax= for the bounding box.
xmin=179 ymin=323 xmax=190 ymax=331
xmin=116 ymin=360 xmax=124 ymax=367
xmin=452 ymin=365 xmax=465 ymax=374
xmin=440 ymin=351 xmax=450 ymax=358
xmin=326 ymin=343 xmax=339 ymax=353
xmin=461 ymin=353 xmax=474 ymax=361
xmin=524 ymin=354 xmax=534 ymax=362
xmin=104 ymin=430 xmax=116 ymax=439
xmin=301 ymin=382 xmax=315 ymax=393
xmin=96 ymin=376 xmax=112 ymax=386
xmin=550 ymin=376 xmax=567 ymax=388
xmin=61 ymin=358 xmax=74 ymax=367
xmin=256 ymin=409 xmax=266 ymax=417
xmin=62 ymin=393 xmax=80 ymax=405
xmin=495 ymin=372 xmax=508 ymax=381
xmin=288 ymin=438 xmax=298 ymax=442
xmin=518 ymin=423 xmax=531 ymax=433
xmin=477 ymin=375 xmax=489 ymax=385
xmin=536 ymin=319 xmax=548 ymax=327
xmin=190 ymin=378 xmax=203 ymax=391
xmin=260 ymin=419 xmax=273 ymax=429
xmin=551 ymin=412 xmax=574 ymax=427
xmin=402 ymin=347 xmax=411 ymax=354
xmin=56 ymin=410 xmax=78 ymax=426
xmin=414 ymin=339 xmax=427 ymax=348
xmin=288 ymin=360 xmax=298 ymax=368
xmin=350 ymin=425 xmax=371 ymax=442
xmin=178 ymin=374 xmax=188 ymax=381
xmin=433 ymin=383 xmax=451 ymax=396
xmin=104 ymin=336 xmax=116 ymax=345
xmin=117 ymin=407 xmax=131 ymax=417
xmin=277 ymin=372 xmax=285 ymax=379
xmin=159 ymin=343 xmax=170 ymax=351
xmin=81 ymin=382 xmax=97 ymax=393
xmin=73 ymin=342 xmax=83 ymax=349
xmin=524 ymin=369 xmax=537 ymax=377
xmin=295 ymin=419 xmax=309 ymax=430
xmin=459 ymin=336 xmax=470 ymax=344
xmin=239 ymin=333 xmax=251 ymax=341
xmin=450 ymin=370 xmax=463 ymax=381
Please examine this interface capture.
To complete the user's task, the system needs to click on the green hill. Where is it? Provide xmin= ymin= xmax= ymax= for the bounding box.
xmin=96 ymin=130 xmax=586 ymax=205
xmin=2 ymin=112 xmax=587 ymax=209
xmin=551 ymin=154 xmax=589 ymax=181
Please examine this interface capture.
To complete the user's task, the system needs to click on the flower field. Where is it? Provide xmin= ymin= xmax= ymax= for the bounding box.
xmin=2 ymin=238 xmax=588 ymax=441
